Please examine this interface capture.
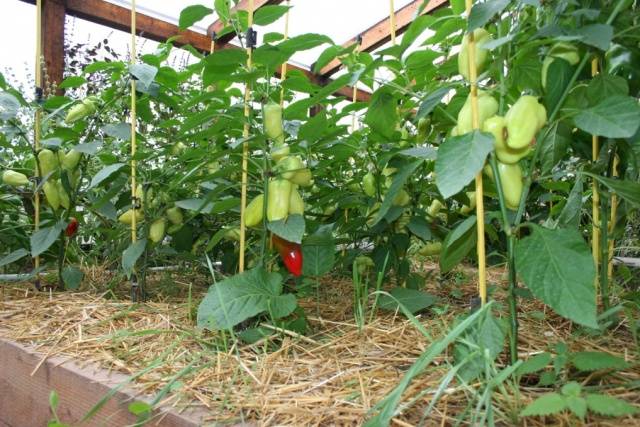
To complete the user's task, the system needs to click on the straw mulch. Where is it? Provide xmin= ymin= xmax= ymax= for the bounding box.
xmin=0 ymin=263 xmax=639 ymax=426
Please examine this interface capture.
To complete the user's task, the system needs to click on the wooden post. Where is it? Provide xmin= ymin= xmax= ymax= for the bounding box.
xmin=41 ymin=0 xmax=66 ymax=93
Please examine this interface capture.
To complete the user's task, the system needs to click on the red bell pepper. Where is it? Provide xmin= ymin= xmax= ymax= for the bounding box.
xmin=271 ymin=235 xmax=303 ymax=277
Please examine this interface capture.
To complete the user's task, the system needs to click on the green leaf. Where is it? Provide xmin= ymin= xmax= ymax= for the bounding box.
xmin=175 ymin=198 xmax=214 ymax=214
xmin=62 ymin=266 xmax=84 ymax=290
xmin=178 ymin=5 xmax=213 ymax=30
xmin=102 ymin=123 xmax=131 ymax=140
xmin=268 ymin=293 xmax=297 ymax=319
xmin=0 ymin=92 xmax=20 ymax=120
xmin=557 ymin=176 xmax=583 ymax=228
xmin=74 ymin=141 xmax=102 ymax=155
xmin=561 ymin=381 xmax=582 ymax=397
xmin=49 ymin=390 xmax=59 ymax=410
xmin=278 ymin=33 xmax=332 ymax=54
xmin=440 ymin=216 xmax=477 ymax=273
xmin=372 ymin=160 xmax=422 ymax=226
xmin=197 ymin=267 xmax=293 ymax=330
xmin=587 ymin=75 xmax=629 ymax=102
xmin=122 ymin=240 xmax=147 ymax=279
xmin=89 ymin=163 xmax=125 ymax=189
xmin=540 ymin=122 xmax=571 ymax=174
xmin=254 ymin=5 xmax=291 ymax=26
xmin=511 ymin=51 xmax=542 ymax=93
xmin=365 ymin=87 xmax=398 ymax=139
xmin=129 ymin=64 xmax=158 ymax=90
xmin=267 ymin=214 xmax=305 ymax=244
xmin=515 ymin=225 xmax=597 ymax=328
xmin=574 ymin=95 xmax=640 ymax=138
xmin=128 ymin=401 xmax=152 ymax=416
xmin=378 ymin=288 xmax=437 ymax=314
xmin=416 ymin=87 xmax=451 ymax=120
xmin=566 ymin=396 xmax=587 ymax=419
xmin=586 ymin=394 xmax=639 ymax=416
xmin=468 ymin=0 xmax=510 ymax=31
xmin=58 ymin=76 xmax=86 ymax=89
xmin=520 ymin=393 xmax=567 ymax=417
xmin=584 ymin=173 xmax=640 ymax=207
xmin=400 ymin=146 xmax=437 ymax=160
xmin=576 ymin=24 xmax=613 ymax=51
xmin=31 ymin=222 xmax=65 ymax=257
xmin=436 ymin=131 xmax=494 ymax=199
xmin=517 ymin=352 xmax=552 ymax=376
xmin=571 ymin=351 xmax=629 ymax=372
xmin=0 ymin=249 xmax=29 ymax=268
xmin=214 ymin=0 xmax=230 ymax=22
xmin=302 ymin=230 xmax=335 ymax=277
xmin=407 ymin=216 xmax=432 ymax=241
xmin=544 ymin=58 xmax=574 ymax=113
xmin=313 ymin=45 xmax=343 ymax=73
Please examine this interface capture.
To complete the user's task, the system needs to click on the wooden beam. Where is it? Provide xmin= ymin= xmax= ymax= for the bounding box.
xmin=318 ymin=0 xmax=449 ymax=77
xmin=41 ymin=0 xmax=66 ymax=93
xmin=18 ymin=0 xmax=369 ymax=103
xmin=208 ymin=0 xmax=285 ymax=45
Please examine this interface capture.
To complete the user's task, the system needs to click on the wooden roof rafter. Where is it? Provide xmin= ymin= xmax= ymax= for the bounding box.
xmin=317 ymin=0 xmax=449 ymax=78
xmin=17 ymin=0 xmax=370 ymax=102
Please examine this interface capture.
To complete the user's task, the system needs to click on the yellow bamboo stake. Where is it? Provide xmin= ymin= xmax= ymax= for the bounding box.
xmin=238 ymin=0 xmax=255 ymax=273
xmin=591 ymin=59 xmax=600 ymax=300
xmin=130 ymin=0 xmax=138 ymax=245
xmin=351 ymin=36 xmax=361 ymax=132
xmin=34 ymin=0 xmax=43 ymax=287
xmin=279 ymin=0 xmax=290 ymax=107
xmin=464 ymin=0 xmax=487 ymax=305
xmin=608 ymin=155 xmax=619 ymax=280
xmin=389 ymin=0 xmax=397 ymax=46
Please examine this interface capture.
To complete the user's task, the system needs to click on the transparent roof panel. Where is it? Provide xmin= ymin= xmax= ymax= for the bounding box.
xmin=103 ymin=0 xmax=416 ymax=68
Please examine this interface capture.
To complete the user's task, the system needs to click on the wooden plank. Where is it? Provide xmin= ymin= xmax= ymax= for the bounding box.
xmin=0 ymin=338 xmax=221 ymax=427
xmin=208 ymin=0 xmax=285 ymax=45
xmin=41 ymin=0 xmax=66 ymax=93
xmin=318 ymin=0 xmax=449 ymax=77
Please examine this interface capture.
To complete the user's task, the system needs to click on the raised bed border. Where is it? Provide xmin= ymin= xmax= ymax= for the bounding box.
xmin=0 ymin=338 xmax=228 ymax=427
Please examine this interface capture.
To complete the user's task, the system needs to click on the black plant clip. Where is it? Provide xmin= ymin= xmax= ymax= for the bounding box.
xmin=35 ymin=86 xmax=44 ymax=104
xmin=133 ymin=197 xmax=142 ymax=210
xmin=211 ymin=30 xmax=217 ymax=42
xmin=356 ymin=34 xmax=364 ymax=46
xmin=246 ymin=27 xmax=257 ymax=49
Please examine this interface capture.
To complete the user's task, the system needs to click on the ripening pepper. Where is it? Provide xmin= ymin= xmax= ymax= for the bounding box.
xmin=224 ymin=228 xmax=241 ymax=242
xmin=419 ymin=241 xmax=442 ymax=256
xmin=61 ymin=149 xmax=82 ymax=171
xmin=38 ymin=149 xmax=59 ymax=177
xmin=245 ymin=194 xmax=264 ymax=228
xmin=119 ymin=208 xmax=143 ymax=225
xmin=271 ymin=234 xmax=303 ymax=277
xmin=56 ymin=180 xmax=71 ymax=209
xmin=363 ymin=172 xmax=376 ymax=197
xmin=505 ymin=96 xmax=547 ymax=150
xmin=277 ymin=155 xmax=304 ymax=180
xmin=497 ymin=162 xmax=523 ymax=210
xmin=542 ymin=42 xmax=580 ymax=90
xmin=289 ymin=188 xmax=304 ymax=215
xmin=289 ymin=168 xmax=313 ymax=187
xmin=355 ymin=255 xmax=375 ymax=275
xmin=267 ymin=179 xmax=292 ymax=222
xmin=427 ymin=199 xmax=443 ymax=217
xmin=458 ymin=28 xmax=492 ymax=81
xmin=166 ymin=206 xmax=184 ymax=225
xmin=65 ymin=217 xmax=79 ymax=237
xmin=264 ymin=102 xmax=284 ymax=143
xmin=483 ymin=115 xmax=530 ymax=164
xmin=457 ymin=91 xmax=499 ymax=135
xmin=43 ymin=181 xmax=60 ymax=210
xmin=64 ymin=96 xmax=98 ymax=124
xmin=2 ymin=170 xmax=29 ymax=187
xmin=149 ymin=218 xmax=166 ymax=243
xmin=271 ymin=143 xmax=290 ymax=163
xmin=392 ymin=188 xmax=411 ymax=207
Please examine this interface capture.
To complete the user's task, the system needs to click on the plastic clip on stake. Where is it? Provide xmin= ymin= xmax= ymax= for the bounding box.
xmin=246 ymin=27 xmax=258 ymax=49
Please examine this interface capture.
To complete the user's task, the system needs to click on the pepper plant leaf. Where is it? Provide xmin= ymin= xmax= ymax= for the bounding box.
xmin=515 ymin=225 xmax=597 ymax=328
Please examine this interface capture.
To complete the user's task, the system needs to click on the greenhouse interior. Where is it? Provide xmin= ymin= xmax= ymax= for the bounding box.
xmin=1 ymin=0 xmax=640 ymax=425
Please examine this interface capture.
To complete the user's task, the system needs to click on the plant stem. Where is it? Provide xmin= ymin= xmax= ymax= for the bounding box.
xmin=507 ymin=235 xmax=518 ymax=364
